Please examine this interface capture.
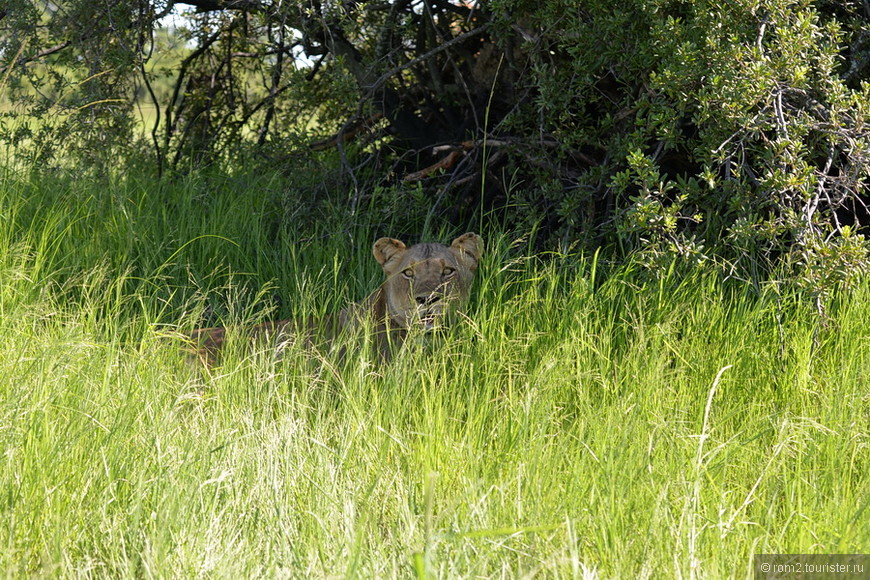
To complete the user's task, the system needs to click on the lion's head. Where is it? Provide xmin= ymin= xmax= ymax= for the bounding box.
xmin=372 ymin=232 xmax=482 ymax=331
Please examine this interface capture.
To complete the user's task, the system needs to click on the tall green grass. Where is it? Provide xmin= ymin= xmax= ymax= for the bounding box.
xmin=0 ymin=165 xmax=867 ymax=578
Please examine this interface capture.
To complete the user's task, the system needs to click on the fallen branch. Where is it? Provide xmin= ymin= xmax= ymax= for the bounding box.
xmin=403 ymin=150 xmax=463 ymax=181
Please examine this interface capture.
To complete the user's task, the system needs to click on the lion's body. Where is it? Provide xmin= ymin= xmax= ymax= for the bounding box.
xmin=189 ymin=233 xmax=482 ymax=365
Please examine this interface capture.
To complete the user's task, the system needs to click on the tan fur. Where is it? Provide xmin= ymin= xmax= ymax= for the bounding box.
xmin=188 ymin=233 xmax=482 ymax=365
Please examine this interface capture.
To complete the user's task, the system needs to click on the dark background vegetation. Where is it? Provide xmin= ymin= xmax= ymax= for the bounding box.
xmin=1 ymin=0 xmax=868 ymax=298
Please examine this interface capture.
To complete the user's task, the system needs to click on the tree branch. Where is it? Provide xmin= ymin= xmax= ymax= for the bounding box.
xmin=364 ymin=21 xmax=492 ymax=92
xmin=0 ymin=41 xmax=72 ymax=77
xmin=173 ymin=0 xmax=264 ymax=13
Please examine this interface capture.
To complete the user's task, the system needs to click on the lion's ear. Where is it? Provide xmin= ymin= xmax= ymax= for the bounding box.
xmin=373 ymin=237 xmax=407 ymax=271
xmin=450 ymin=232 xmax=483 ymax=271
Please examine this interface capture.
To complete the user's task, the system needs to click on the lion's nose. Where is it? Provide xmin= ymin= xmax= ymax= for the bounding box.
xmin=416 ymin=293 xmax=441 ymax=306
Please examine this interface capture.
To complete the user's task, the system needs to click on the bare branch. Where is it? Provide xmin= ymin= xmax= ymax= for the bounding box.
xmin=0 ymin=41 xmax=72 ymax=77
xmin=173 ymin=0 xmax=264 ymax=13
xmin=364 ymin=22 xmax=492 ymax=92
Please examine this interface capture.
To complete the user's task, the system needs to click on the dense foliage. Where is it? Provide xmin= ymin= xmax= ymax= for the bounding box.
xmin=1 ymin=0 xmax=868 ymax=289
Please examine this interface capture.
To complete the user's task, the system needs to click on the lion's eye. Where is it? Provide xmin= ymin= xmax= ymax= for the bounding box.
xmin=442 ymin=267 xmax=455 ymax=277
xmin=402 ymin=268 xmax=415 ymax=278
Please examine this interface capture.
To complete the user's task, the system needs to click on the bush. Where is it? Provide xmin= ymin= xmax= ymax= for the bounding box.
xmin=486 ymin=0 xmax=869 ymax=285
xmin=2 ymin=0 xmax=867 ymax=292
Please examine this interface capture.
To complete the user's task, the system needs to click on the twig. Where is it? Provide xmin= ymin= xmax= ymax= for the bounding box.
xmin=774 ymin=88 xmax=789 ymax=141
xmin=138 ymin=8 xmax=164 ymax=177
xmin=308 ymin=113 xmax=384 ymax=151
xmin=258 ymin=12 xmax=288 ymax=147
xmin=0 ymin=41 xmax=71 ymax=78
xmin=364 ymin=22 xmax=492 ymax=92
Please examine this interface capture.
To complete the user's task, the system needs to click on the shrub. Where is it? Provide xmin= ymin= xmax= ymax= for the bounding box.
xmin=2 ymin=0 xmax=867 ymax=292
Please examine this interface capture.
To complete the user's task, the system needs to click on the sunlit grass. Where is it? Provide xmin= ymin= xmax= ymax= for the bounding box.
xmin=0 ymin=166 xmax=867 ymax=578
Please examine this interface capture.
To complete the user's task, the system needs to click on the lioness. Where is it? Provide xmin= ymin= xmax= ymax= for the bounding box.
xmin=188 ymin=232 xmax=482 ymax=365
